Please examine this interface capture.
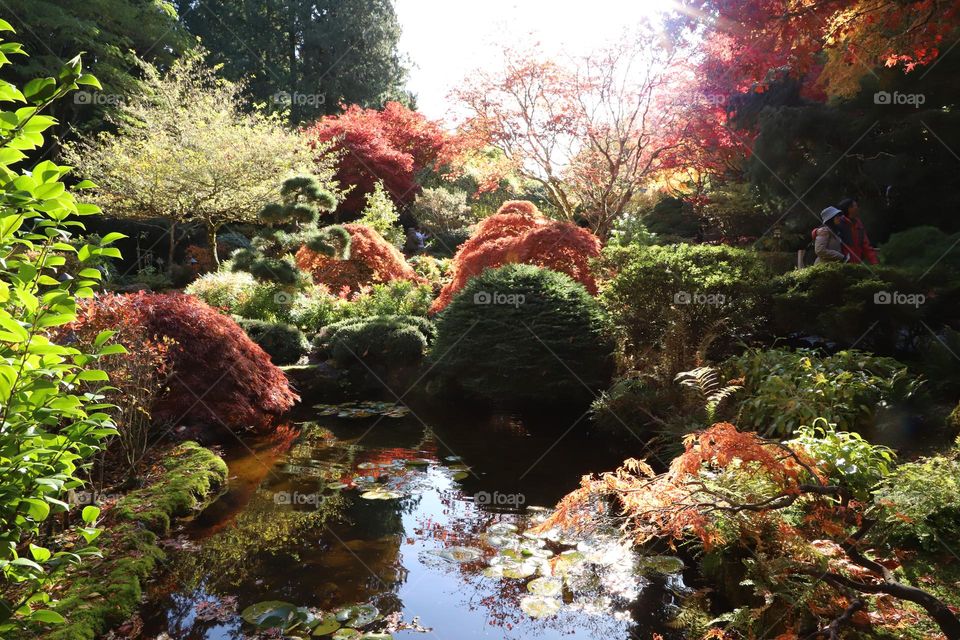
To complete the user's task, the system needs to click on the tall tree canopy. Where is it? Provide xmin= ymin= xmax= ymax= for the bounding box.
xmin=3 ymin=0 xmax=190 ymax=132
xmin=174 ymin=0 xmax=410 ymax=123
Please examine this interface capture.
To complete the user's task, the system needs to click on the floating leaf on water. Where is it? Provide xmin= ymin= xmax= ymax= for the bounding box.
xmin=526 ymin=506 xmax=550 ymax=513
xmin=356 ymin=462 xmax=378 ymax=469
xmin=487 ymin=523 xmax=518 ymax=535
xmin=520 ymin=595 xmax=562 ymax=619
xmin=361 ymin=634 xmax=393 ymax=640
xmin=553 ymin=550 xmax=586 ymax=577
xmin=332 ymin=629 xmax=362 ymax=640
xmin=311 ymin=614 xmax=341 ymax=635
xmin=334 ymin=604 xmax=379 ymax=628
xmin=501 ymin=562 xmax=538 ymax=579
xmin=452 ymin=472 xmax=469 ymax=481
xmin=636 ymin=555 xmax=685 ymax=576
xmin=485 ymin=534 xmax=517 ymax=548
xmin=404 ymin=458 xmax=432 ymax=468
xmin=240 ymin=600 xmax=299 ymax=628
xmin=326 ymin=482 xmax=349 ymax=491
xmin=360 ymin=489 xmax=403 ymax=500
xmin=482 ymin=565 xmax=504 ymax=578
xmin=444 ymin=455 xmax=461 ymax=462
xmin=430 ymin=546 xmax=483 ymax=563
xmin=526 ymin=577 xmax=563 ymax=597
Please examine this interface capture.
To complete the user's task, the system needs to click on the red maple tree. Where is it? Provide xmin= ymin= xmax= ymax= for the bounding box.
xmin=71 ymin=293 xmax=297 ymax=435
xmin=295 ymin=223 xmax=418 ymax=294
xmin=430 ymin=201 xmax=601 ymax=313
xmin=303 ymin=102 xmax=457 ymax=216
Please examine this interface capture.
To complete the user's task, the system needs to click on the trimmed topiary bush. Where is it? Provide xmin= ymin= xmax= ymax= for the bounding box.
xmin=237 ymin=319 xmax=310 ymax=365
xmin=315 ymin=315 xmax=435 ymax=367
xmin=430 ymin=264 xmax=614 ymax=407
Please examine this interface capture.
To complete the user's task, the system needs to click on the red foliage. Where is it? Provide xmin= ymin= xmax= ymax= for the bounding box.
xmin=303 ymin=102 xmax=455 ymax=216
xmin=72 ymin=292 xmax=297 ymax=435
xmin=295 ymin=223 xmax=418 ymax=294
xmin=429 ymin=201 xmax=601 ymax=313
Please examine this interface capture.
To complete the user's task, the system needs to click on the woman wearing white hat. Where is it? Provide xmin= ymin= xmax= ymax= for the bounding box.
xmin=814 ymin=206 xmax=851 ymax=264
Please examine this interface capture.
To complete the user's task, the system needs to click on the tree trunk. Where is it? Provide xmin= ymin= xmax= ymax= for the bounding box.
xmin=208 ymin=225 xmax=220 ymax=266
xmin=167 ymin=220 xmax=177 ymax=274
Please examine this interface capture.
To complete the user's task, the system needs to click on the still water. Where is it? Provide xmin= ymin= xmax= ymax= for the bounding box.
xmin=138 ymin=401 xmax=688 ymax=639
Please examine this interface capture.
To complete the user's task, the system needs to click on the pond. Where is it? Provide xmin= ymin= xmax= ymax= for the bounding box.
xmin=138 ymin=400 xmax=690 ymax=639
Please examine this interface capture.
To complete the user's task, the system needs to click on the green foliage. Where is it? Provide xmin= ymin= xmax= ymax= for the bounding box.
xmin=598 ymin=243 xmax=771 ymax=373
xmin=412 ymin=186 xmax=475 ymax=235
xmin=729 ymin=348 xmax=922 ymax=437
xmin=304 ymin=225 xmax=351 ymax=259
xmin=790 ymin=420 xmax=896 ymax=500
xmin=182 ymin=0 xmax=409 ymax=124
xmin=287 ymin=291 xmax=343 ymax=334
xmin=642 ymin=196 xmax=700 ymax=239
xmin=770 ymin=262 xmax=940 ymax=352
xmin=408 ymin=255 xmax=447 ymax=291
xmin=607 ymin=211 xmax=658 ymax=247
xmin=185 ymin=270 xmax=259 ymax=314
xmin=0 ymin=40 xmax=121 ymax=633
xmin=590 ymin=374 xmax=680 ymax=439
xmin=339 ymin=281 xmax=434 ymax=320
xmin=316 ymin=315 xmax=434 ymax=367
xmin=915 ymin=327 xmax=960 ymax=396
xmin=880 ymin=226 xmax=960 ymax=274
xmin=874 ymin=453 xmax=960 ymax=549
xmin=675 ymin=366 xmax=742 ymax=424
xmin=425 ymin=227 xmax=472 ymax=258
xmin=699 ymin=182 xmax=770 ymax=240
xmin=237 ymin=319 xmax=309 ymax=365
xmin=431 ymin=264 xmax=614 ymax=407
xmin=357 ymin=180 xmax=404 ymax=248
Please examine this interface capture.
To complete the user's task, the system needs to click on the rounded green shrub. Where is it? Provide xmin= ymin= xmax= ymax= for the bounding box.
xmin=184 ymin=270 xmax=258 ymax=313
xmin=237 ymin=319 xmax=309 ymax=365
xmin=430 ymin=264 xmax=614 ymax=407
xmin=315 ymin=315 xmax=435 ymax=367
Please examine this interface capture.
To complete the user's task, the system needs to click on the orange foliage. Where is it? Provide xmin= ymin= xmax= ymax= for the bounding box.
xmin=429 ymin=200 xmax=601 ymax=313
xmin=295 ymin=223 xmax=417 ymax=294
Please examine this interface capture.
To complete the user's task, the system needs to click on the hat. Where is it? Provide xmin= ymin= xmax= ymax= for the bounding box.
xmin=820 ymin=206 xmax=842 ymax=224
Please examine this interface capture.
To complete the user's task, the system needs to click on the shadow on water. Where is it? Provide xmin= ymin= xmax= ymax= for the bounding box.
xmin=137 ymin=398 xmax=689 ymax=639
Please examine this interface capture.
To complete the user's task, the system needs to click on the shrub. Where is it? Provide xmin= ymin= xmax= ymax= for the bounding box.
xmin=874 ymin=452 xmax=960 ymax=548
xmin=237 ymin=319 xmax=309 ymax=365
xmin=770 ymin=262 xmax=935 ymax=352
xmin=408 ymin=255 xmax=447 ymax=291
xmin=728 ymin=348 xmax=923 ymax=438
xmin=316 ymin=315 xmax=435 ymax=367
xmin=287 ymin=290 xmax=343 ymax=333
xmin=430 ymin=264 xmax=614 ymax=407
xmin=412 ymin=186 xmax=475 ymax=235
xmin=185 ymin=270 xmax=259 ymax=314
xmin=598 ymin=243 xmax=771 ymax=373
xmin=430 ymin=200 xmax=601 ymax=312
xmin=295 ymin=223 xmax=417 ymax=294
xmin=642 ymin=196 xmax=700 ymax=239
xmin=425 ymin=227 xmax=472 ymax=258
xmin=880 ymin=226 xmax=960 ymax=274
xmin=357 ymin=180 xmax=404 ymax=248
xmin=339 ymin=281 xmax=434 ymax=319
xmin=79 ymin=293 xmax=297 ymax=433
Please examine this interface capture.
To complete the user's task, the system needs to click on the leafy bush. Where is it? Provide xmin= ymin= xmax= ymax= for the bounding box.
xmin=425 ymin=227 xmax=472 ymax=258
xmin=316 ymin=315 xmax=435 ymax=367
xmin=431 ymin=200 xmax=602 ymax=312
xmin=185 ymin=270 xmax=259 ymax=314
xmin=408 ymin=255 xmax=448 ymax=291
xmin=607 ymin=211 xmax=659 ymax=247
xmin=237 ymin=319 xmax=309 ymax=365
xmin=0 ymin=40 xmax=117 ymax=632
xmin=874 ymin=453 xmax=960 ymax=548
xmin=339 ymin=281 xmax=434 ymax=319
xmin=642 ymin=196 xmax=700 ymax=239
xmin=789 ymin=420 xmax=896 ymax=501
xmin=770 ymin=262 xmax=933 ymax=352
xmin=357 ymin=180 xmax=404 ymax=248
xmin=295 ymin=223 xmax=418 ymax=294
xmin=412 ymin=186 xmax=475 ymax=235
xmin=728 ymin=348 xmax=922 ymax=438
xmin=590 ymin=374 xmax=682 ymax=439
xmin=79 ymin=293 xmax=297 ymax=433
xmin=598 ymin=243 xmax=771 ymax=373
xmin=287 ymin=290 xmax=343 ymax=333
xmin=430 ymin=264 xmax=614 ymax=407
xmin=880 ymin=226 xmax=960 ymax=274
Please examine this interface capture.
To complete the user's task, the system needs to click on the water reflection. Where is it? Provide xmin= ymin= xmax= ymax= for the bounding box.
xmin=139 ymin=404 xmax=685 ymax=639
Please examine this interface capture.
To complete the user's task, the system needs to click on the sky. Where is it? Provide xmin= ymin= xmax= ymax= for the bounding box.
xmin=393 ymin=0 xmax=675 ymax=120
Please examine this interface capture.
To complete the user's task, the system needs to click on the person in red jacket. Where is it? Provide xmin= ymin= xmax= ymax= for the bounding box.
xmin=837 ymin=197 xmax=879 ymax=265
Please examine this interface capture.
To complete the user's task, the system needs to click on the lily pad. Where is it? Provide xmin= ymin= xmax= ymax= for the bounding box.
xmin=501 ymin=562 xmax=538 ymax=579
xmin=326 ymin=482 xmax=349 ymax=490
xmin=526 ymin=577 xmax=563 ymax=597
xmin=334 ymin=604 xmax=379 ymax=628
xmin=430 ymin=546 xmax=483 ymax=563
xmin=240 ymin=600 xmax=299 ymax=628
xmin=520 ymin=595 xmax=562 ymax=619
xmin=361 ymin=634 xmax=393 ymax=640
xmin=487 ymin=523 xmax=518 ymax=535
xmin=311 ymin=614 xmax=341 ymax=635
xmin=332 ymin=629 xmax=362 ymax=640
xmin=360 ymin=489 xmax=403 ymax=500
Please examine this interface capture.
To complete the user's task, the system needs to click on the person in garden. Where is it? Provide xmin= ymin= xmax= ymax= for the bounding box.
xmin=814 ymin=205 xmax=852 ymax=263
xmin=837 ymin=197 xmax=879 ymax=264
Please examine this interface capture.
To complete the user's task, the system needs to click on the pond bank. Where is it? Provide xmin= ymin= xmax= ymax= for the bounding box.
xmin=28 ymin=442 xmax=227 ymax=640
